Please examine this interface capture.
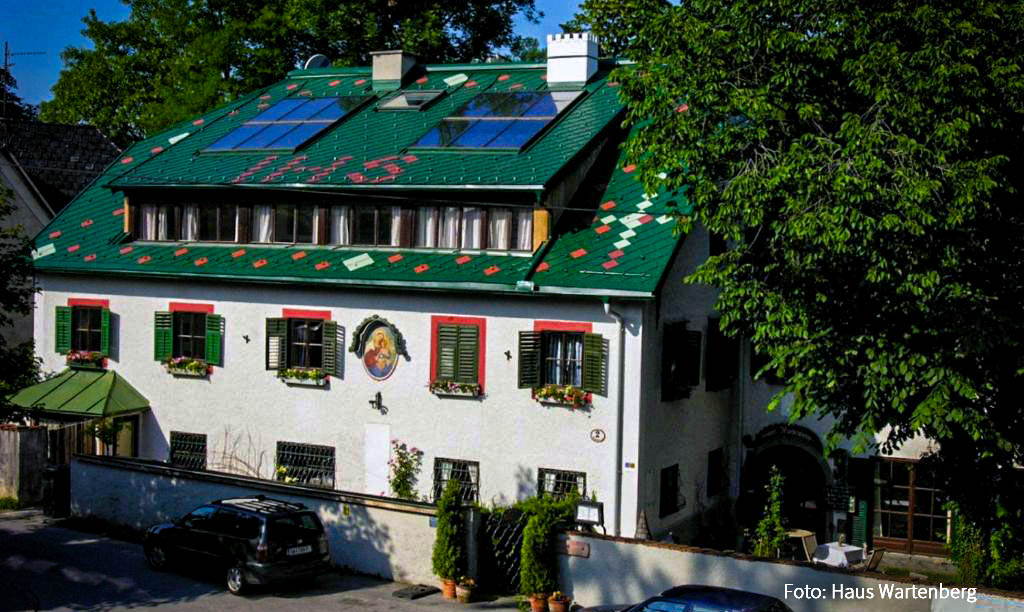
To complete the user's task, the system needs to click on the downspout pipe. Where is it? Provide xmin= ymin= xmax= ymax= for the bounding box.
xmin=603 ymin=298 xmax=626 ymax=536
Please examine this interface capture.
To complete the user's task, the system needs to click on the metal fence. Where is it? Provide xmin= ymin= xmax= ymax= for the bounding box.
xmin=169 ymin=431 xmax=208 ymax=470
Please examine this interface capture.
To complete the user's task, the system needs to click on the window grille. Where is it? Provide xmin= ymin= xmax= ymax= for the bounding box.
xmin=276 ymin=441 xmax=335 ymax=489
xmin=433 ymin=458 xmax=479 ymax=504
xmin=169 ymin=431 xmax=207 ymax=470
xmin=538 ymin=468 xmax=586 ymax=500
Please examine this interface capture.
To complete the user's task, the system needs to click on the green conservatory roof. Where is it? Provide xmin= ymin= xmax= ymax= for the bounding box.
xmin=30 ymin=61 xmax=690 ymax=297
xmin=8 ymin=368 xmax=149 ymax=418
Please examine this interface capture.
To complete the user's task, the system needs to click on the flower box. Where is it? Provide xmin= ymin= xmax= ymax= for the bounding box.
xmin=66 ymin=351 xmax=105 ymax=369
xmin=429 ymin=380 xmax=482 ymax=397
xmin=534 ymin=384 xmax=589 ymax=408
xmin=278 ymin=368 xmax=329 ymax=387
xmin=164 ymin=357 xmax=210 ymax=378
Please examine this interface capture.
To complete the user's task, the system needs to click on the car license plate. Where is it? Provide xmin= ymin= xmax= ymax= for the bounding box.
xmin=287 ymin=545 xmax=312 ymax=556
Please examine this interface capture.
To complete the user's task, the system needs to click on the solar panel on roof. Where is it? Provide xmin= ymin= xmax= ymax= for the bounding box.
xmin=206 ymin=96 xmax=370 ymax=152
xmin=414 ymin=91 xmax=582 ymax=150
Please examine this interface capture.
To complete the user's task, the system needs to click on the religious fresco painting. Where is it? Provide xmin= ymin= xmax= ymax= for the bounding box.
xmin=350 ymin=315 xmax=409 ymax=381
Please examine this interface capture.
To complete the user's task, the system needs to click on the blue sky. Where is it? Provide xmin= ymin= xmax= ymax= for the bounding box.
xmin=1 ymin=1 xmax=579 ymax=106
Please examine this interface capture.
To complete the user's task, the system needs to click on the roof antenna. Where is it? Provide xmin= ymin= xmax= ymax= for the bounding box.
xmin=304 ymin=54 xmax=330 ymax=70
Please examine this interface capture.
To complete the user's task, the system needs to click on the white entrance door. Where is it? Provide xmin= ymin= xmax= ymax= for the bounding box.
xmin=364 ymin=424 xmax=391 ymax=496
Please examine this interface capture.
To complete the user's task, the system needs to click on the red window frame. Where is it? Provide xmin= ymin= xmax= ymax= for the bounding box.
xmin=430 ymin=315 xmax=486 ymax=390
xmin=533 ymin=320 xmax=593 ymax=333
xmin=67 ymin=298 xmax=110 ymax=308
xmin=170 ymin=302 xmax=214 ymax=314
xmin=282 ymin=308 xmax=331 ymax=320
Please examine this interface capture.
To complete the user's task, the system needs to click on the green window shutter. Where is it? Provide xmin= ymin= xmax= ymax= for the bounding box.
xmin=582 ymin=332 xmax=608 ymax=396
xmin=322 ymin=320 xmax=337 ymax=376
xmin=518 ymin=331 xmax=541 ymax=388
xmin=55 ymin=306 xmax=72 ymax=354
xmin=100 ymin=308 xmax=111 ymax=356
xmin=265 ymin=318 xmax=287 ymax=370
xmin=204 ymin=314 xmax=223 ymax=366
xmin=455 ymin=324 xmax=479 ymax=383
xmin=852 ymin=499 xmax=869 ymax=547
xmin=437 ymin=324 xmax=459 ymax=380
xmin=154 ymin=311 xmax=173 ymax=361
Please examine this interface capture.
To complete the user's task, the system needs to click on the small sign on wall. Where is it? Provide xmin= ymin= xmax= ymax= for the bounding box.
xmin=556 ymin=540 xmax=591 ymax=558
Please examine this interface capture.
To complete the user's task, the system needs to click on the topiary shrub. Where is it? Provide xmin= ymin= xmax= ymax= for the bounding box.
xmin=517 ymin=493 xmax=579 ymax=596
xmin=431 ymin=479 xmax=464 ymax=581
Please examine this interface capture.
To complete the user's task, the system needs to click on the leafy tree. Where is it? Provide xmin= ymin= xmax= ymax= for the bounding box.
xmin=0 ymin=186 xmax=42 ymax=421
xmin=0 ymin=67 xmax=37 ymax=121
xmin=42 ymin=0 xmax=540 ymax=147
xmin=561 ymin=0 xmax=669 ymax=58
xmin=579 ymin=0 xmax=1024 ymax=585
xmin=508 ymin=37 xmax=545 ymax=63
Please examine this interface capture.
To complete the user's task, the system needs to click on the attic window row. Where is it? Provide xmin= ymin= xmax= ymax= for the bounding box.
xmin=134 ymin=203 xmax=533 ymax=251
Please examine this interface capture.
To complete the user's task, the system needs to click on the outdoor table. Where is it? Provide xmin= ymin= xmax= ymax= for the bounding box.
xmin=814 ymin=542 xmax=865 ymax=568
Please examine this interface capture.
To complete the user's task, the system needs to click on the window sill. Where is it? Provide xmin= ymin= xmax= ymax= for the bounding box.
xmin=279 ymin=375 xmax=329 ymax=387
xmin=68 ymin=362 xmax=106 ymax=371
xmin=429 ymin=381 xmax=482 ymax=398
xmin=166 ymin=367 xmax=209 ymax=378
xmin=534 ymin=386 xmax=591 ymax=409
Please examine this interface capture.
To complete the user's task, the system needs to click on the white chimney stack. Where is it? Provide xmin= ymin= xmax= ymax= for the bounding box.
xmin=370 ymin=50 xmax=417 ymax=89
xmin=546 ymin=32 xmax=599 ymax=86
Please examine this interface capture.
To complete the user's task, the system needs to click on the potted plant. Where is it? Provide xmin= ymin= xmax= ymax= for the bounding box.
xmin=429 ymin=379 xmax=483 ymax=397
xmin=66 ymin=350 xmax=104 ymax=369
xmin=431 ymin=479 xmax=463 ymax=599
xmin=277 ymin=367 xmax=329 ymax=386
xmin=548 ymin=591 xmax=570 ymax=612
xmin=164 ymin=356 xmax=210 ymax=377
xmin=534 ymin=384 xmax=587 ymax=408
xmin=456 ymin=576 xmax=476 ymax=603
xmin=529 ymin=593 xmax=549 ymax=612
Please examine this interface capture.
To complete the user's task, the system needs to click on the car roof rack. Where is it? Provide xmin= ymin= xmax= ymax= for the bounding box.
xmin=215 ymin=495 xmax=308 ymax=515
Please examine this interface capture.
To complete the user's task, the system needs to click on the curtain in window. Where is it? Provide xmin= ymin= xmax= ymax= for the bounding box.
xmin=568 ymin=335 xmax=583 ymax=386
xmin=545 ymin=334 xmax=563 ymax=384
xmin=542 ymin=471 xmax=556 ymax=493
xmin=181 ymin=205 xmax=199 ymax=241
xmin=329 ymin=206 xmax=350 ymax=244
xmin=516 ymin=209 xmax=534 ymax=250
xmin=253 ymin=205 xmax=273 ymax=243
xmin=488 ymin=208 xmax=511 ymax=250
xmin=140 ymin=205 xmax=158 ymax=240
xmin=439 ymin=207 xmax=460 ymax=248
xmin=439 ymin=460 xmax=453 ymax=481
xmin=389 ymin=206 xmax=403 ymax=246
xmin=416 ymin=207 xmax=438 ymax=247
xmin=156 ymin=206 xmax=169 ymax=240
xmin=461 ymin=207 xmax=484 ymax=249
xmin=467 ymin=463 xmax=479 ymax=486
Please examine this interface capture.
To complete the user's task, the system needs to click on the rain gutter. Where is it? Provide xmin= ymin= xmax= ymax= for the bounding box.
xmin=106 ymin=181 xmax=547 ymax=192
xmin=603 ymin=298 xmax=627 ymax=536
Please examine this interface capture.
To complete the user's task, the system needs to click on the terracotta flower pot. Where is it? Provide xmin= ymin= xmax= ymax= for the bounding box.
xmin=549 ymin=597 xmax=570 ymax=612
xmin=441 ymin=578 xmax=457 ymax=599
xmin=456 ymin=584 xmax=474 ymax=603
xmin=530 ymin=594 xmax=549 ymax=612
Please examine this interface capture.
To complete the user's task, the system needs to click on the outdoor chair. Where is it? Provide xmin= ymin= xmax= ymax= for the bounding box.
xmin=801 ymin=534 xmax=818 ymax=563
xmin=861 ymin=548 xmax=886 ymax=572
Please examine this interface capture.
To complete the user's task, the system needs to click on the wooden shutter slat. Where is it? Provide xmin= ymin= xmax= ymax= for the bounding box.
xmin=582 ymin=332 xmax=608 ymax=396
xmin=154 ymin=311 xmax=173 ymax=361
xmin=204 ymin=314 xmax=222 ymax=366
xmin=266 ymin=318 xmax=287 ymax=370
xmin=456 ymin=324 xmax=478 ymax=383
xmin=100 ymin=308 xmax=111 ymax=357
xmin=437 ymin=324 xmax=458 ymax=380
xmin=518 ymin=330 xmax=541 ymax=388
xmin=55 ymin=306 xmax=72 ymax=354
xmin=322 ymin=320 xmax=338 ymax=376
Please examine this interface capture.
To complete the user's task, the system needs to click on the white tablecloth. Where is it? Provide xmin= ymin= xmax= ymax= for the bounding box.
xmin=813 ymin=542 xmax=864 ymax=568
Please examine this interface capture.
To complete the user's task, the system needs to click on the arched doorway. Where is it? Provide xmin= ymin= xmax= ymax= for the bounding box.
xmin=739 ymin=425 xmax=832 ymax=541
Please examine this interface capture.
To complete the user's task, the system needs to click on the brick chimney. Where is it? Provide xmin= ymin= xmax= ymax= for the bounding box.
xmin=370 ymin=50 xmax=417 ymax=91
xmin=546 ymin=32 xmax=599 ymax=86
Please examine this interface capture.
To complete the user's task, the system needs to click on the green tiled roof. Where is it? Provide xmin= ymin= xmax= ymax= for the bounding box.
xmin=30 ymin=61 xmax=689 ymax=298
xmin=9 ymin=368 xmax=149 ymax=418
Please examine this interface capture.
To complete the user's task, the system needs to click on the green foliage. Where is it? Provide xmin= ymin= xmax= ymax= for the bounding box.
xmin=516 ymin=493 xmax=579 ymax=596
xmin=41 ymin=0 xmax=540 ymax=147
xmin=752 ymin=466 xmax=785 ymax=559
xmin=1 ymin=68 xmax=37 ymax=121
xmin=949 ymin=501 xmax=1024 ymax=589
xmin=387 ymin=439 xmax=423 ymax=500
xmin=85 ymin=417 xmax=125 ymax=450
xmin=432 ymin=479 xmax=464 ymax=580
xmin=277 ymin=367 xmax=326 ymax=381
xmin=949 ymin=507 xmax=986 ymax=585
xmin=579 ymin=0 xmax=1024 ymax=582
xmin=0 ymin=497 xmax=21 ymax=510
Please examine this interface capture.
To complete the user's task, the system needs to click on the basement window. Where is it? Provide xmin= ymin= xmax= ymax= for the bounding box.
xmin=378 ymin=90 xmax=443 ymax=111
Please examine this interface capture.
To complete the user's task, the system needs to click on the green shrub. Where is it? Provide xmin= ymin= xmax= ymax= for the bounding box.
xmin=517 ymin=493 xmax=579 ymax=596
xmin=0 ymin=497 xmax=20 ymax=510
xmin=431 ymin=479 xmax=464 ymax=580
xmin=949 ymin=507 xmax=986 ymax=584
xmin=752 ymin=465 xmax=786 ymax=558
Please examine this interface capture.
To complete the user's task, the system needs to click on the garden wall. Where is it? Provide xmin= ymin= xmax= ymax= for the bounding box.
xmin=0 ymin=425 xmax=47 ymax=503
xmin=70 ymin=455 xmax=438 ymax=583
xmin=557 ymin=532 xmax=1024 ymax=612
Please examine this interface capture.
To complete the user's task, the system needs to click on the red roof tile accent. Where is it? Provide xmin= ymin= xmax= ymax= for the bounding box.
xmin=623 ymin=164 xmax=637 ymax=173
xmin=67 ymin=244 xmax=80 ymax=253
xmin=229 ymin=110 xmax=239 ymax=116
xmin=192 ymin=118 xmax=204 ymax=126
xmin=347 ymin=172 xmax=367 ymax=183
xmin=151 ymin=146 xmax=164 ymax=154
xmin=137 ymin=255 xmax=151 ymax=264
xmin=299 ymin=89 xmax=313 ymax=96
xmin=600 ymin=200 xmax=617 ymax=210
xmin=414 ymin=264 xmax=429 ymax=274
xmin=194 ymin=257 xmax=208 ymax=266
xmin=232 ymin=249 xmax=246 ymax=258
xmin=120 ymin=157 xmax=133 ymax=164
xmin=369 ymin=175 xmax=396 ymax=183
xmin=315 ymin=261 xmax=330 ymax=271
xmin=570 ymin=248 xmax=587 ymax=259
xmin=260 ymin=94 xmax=272 ymax=100
xmin=498 ymin=74 xmax=510 ymax=81
xmin=354 ymin=79 xmax=367 ymax=85
xmin=602 ymin=260 xmax=619 ymax=270
xmin=595 ymin=225 xmax=611 ymax=234
xmin=49 ymin=230 xmax=61 ymax=238
xmin=329 ymin=80 xmax=341 ymax=87
xmin=484 ymin=265 xmax=500 ymax=276
xmin=258 ymin=103 xmax=270 ymax=110
xmin=608 ymin=249 xmax=625 ymax=259
xmin=676 ymin=103 xmax=689 ymax=113
xmin=112 ymin=208 xmax=124 ymax=216
xmin=540 ymin=74 xmax=547 ymax=80
xmin=607 ymin=81 xmax=620 ymax=87
xmin=509 ymin=83 xmax=524 ymax=90
xmin=291 ymin=251 xmax=307 ymax=261
xmin=638 ymin=214 xmax=654 ymax=224
xmin=119 ymin=246 xmax=133 ymax=255
xmin=536 ymin=261 xmax=550 ymax=272
xmin=174 ymin=248 xmax=188 ymax=257
xmin=83 ymin=254 xmax=96 ymax=262
xmin=455 ymin=255 xmax=472 ymax=265
xmin=465 ymin=80 xmax=479 ymax=88
xmin=388 ymin=254 xmax=403 ymax=263
xmin=253 ymin=258 xmax=268 ymax=268
xmin=402 ymin=154 xmax=419 ymax=163
xmin=416 ymin=76 xmax=429 ymax=84
xmin=286 ymin=83 xmax=298 ymax=90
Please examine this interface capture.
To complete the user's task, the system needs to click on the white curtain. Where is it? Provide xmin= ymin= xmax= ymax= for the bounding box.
xmin=181 ymin=205 xmax=199 ymax=241
xmin=253 ymin=205 xmax=273 ymax=243
xmin=461 ymin=207 xmax=484 ymax=249
xmin=416 ymin=207 xmax=439 ymax=247
xmin=389 ymin=207 xmax=403 ymax=246
xmin=140 ymin=205 xmax=157 ymax=240
xmin=329 ymin=206 xmax=350 ymax=244
xmin=439 ymin=207 xmax=460 ymax=248
xmin=516 ymin=209 xmax=533 ymax=251
xmin=488 ymin=208 xmax=511 ymax=250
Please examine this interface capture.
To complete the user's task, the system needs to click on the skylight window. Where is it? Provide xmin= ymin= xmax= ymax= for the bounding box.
xmin=414 ymin=91 xmax=582 ymax=150
xmin=206 ymin=96 xmax=370 ymax=152
xmin=379 ymin=90 xmax=443 ymax=111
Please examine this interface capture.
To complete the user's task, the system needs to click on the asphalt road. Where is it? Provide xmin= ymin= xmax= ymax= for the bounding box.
xmin=0 ymin=510 xmax=516 ymax=612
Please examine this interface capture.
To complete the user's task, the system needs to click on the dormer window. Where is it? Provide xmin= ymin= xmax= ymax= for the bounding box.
xmin=378 ymin=90 xmax=443 ymax=111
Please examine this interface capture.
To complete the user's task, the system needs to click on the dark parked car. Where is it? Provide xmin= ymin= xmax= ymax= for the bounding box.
xmin=143 ymin=495 xmax=332 ymax=595
xmin=581 ymin=585 xmax=793 ymax=612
